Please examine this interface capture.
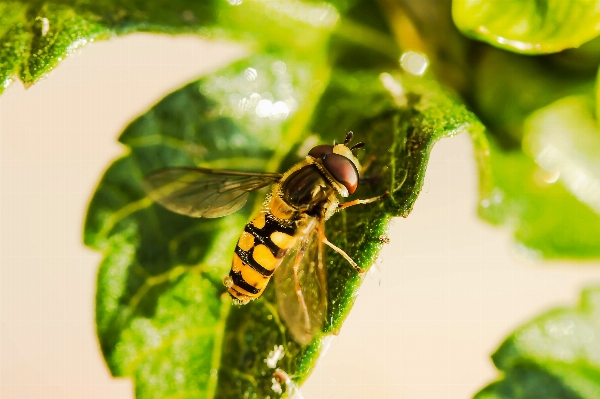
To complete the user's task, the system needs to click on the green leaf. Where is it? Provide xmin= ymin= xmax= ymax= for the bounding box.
xmin=476 ymin=95 xmax=600 ymax=259
xmin=0 ymin=2 xmax=29 ymax=91
xmin=216 ymin=71 xmax=484 ymax=399
xmin=85 ymin=52 xmax=482 ymax=397
xmin=475 ymin=287 xmax=600 ymax=399
xmin=452 ymin=0 xmax=600 ymax=54
xmin=0 ymin=0 xmax=339 ymax=94
xmin=87 ymin=52 xmax=325 ymax=398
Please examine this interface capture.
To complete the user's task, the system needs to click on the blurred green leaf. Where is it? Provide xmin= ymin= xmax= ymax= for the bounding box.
xmin=85 ymin=48 xmax=482 ymax=397
xmin=473 ymin=48 xmax=595 ymax=146
xmin=393 ymin=3 xmax=600 ymax=260
xmin=0 ymin=0 xmax=340 ymax=94
xmin=524 ymin=96 xmax=600 ymax=216
xmin=475 ymin=287 xmax=600 ymax=399
xmin=452 ymin=0 xmax=600 ymax=54
xmin=479 ymin=145 xmax=600 ymax=259
xmin=476 ymin=93 xmax=600 ymax=259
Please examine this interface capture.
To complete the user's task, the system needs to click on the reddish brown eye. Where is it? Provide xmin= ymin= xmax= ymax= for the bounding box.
xmin=322 ymin=153 xmax=359 ymax=194
xmin=308 ymin=144 xmax=334 ymax=159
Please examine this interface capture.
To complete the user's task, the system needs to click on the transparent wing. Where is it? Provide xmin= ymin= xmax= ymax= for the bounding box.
xmin=274 ymin=227 xmax=327 ymax=345
xmin=142 ymin=167 xmax=282 ymax=218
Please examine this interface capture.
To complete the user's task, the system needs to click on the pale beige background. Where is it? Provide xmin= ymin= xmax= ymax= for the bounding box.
xmin=1 ymin=34 xmax=599 ymax=399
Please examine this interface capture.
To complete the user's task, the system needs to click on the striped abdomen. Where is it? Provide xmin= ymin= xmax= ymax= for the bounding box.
xmin=227 ymin=210 xmax=298 ymax=304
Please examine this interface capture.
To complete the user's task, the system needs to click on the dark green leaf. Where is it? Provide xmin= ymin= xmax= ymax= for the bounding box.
xmin=475 ymin=287 xmax=600 ymax=399
xmin=85 ymin=52 xmax=482 ymax=398
xmin=0 ymin=0 xmax=339 ymax=94
xmin=452 ymin=0 xmax=600 ymax=54
xmin=216 ymin=70 xmax=484 ymax=399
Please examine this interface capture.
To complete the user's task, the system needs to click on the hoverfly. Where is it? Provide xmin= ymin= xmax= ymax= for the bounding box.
xmin=143 ymin=132 xmax=386 ymax=344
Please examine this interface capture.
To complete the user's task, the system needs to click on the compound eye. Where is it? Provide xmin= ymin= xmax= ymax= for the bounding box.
xmin=322 ymin=153 xmax=359 ymax=194
xmin=308 ymin=144 xmax=334 ymax=159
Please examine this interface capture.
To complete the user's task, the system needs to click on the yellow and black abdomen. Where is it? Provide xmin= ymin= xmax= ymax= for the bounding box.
xmin=226 ymin=211 xmax=298 ymax=304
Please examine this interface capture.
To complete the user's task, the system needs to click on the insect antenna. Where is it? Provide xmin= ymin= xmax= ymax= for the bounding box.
xmin=350 ymin=142 xmax=365 ymax=151
xmin=344 ymin=131 xmax=354 ymax=144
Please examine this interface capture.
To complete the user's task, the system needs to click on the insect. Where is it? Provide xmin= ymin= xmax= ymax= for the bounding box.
xmin=143 ymin=132 xmax=386 ymax=344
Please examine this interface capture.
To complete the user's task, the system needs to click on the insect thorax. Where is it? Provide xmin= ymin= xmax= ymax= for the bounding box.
xmin=273 ymin=162 xmax=339 ymax=221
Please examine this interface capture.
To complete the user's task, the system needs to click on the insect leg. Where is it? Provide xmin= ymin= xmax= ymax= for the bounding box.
xmin=317 ymin=225 xmax=364 ymax=274
xmin=337 ymin=191 xmax=390 ymax=210
xmin=293 ymin=239 xmax=312 ymax=333
xmin=316 ymin=225 xmax=328 ymax=313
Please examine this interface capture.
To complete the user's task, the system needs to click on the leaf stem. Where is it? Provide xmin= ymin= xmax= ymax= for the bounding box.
xmin=334 ymin=17 xmax=400 ymax=60
xmin=264 ymin=61 xmax=332 ymax=174
xmin=97 ymin=196 xmax=154 ymax=242
xmin=125 ymin=135 xmax=208 ymax=159
xmin=127 ymin=264 xmax=204 ymax=313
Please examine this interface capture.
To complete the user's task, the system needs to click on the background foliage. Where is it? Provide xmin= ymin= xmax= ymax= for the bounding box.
xmin=3 ymin=0 xmax=600 ymax=398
